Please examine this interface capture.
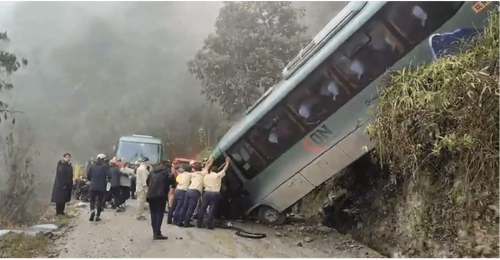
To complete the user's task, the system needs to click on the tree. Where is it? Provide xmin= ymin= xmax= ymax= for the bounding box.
xmin=187 ymin=1 xmax=310 ymax=117
xmin=0 ymin=31 xmax=37 ymax=226
xmin=0 ymin=31 xmax=28 ymax=124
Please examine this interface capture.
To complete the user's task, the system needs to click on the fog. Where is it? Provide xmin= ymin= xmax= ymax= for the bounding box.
xmin=0 ymin=1 xmax=225 ymax=195
xmin=0 ymin=1 xmax=347 ymax=198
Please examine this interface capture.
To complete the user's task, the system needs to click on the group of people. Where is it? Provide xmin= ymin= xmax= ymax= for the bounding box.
xmin=167 ymin=157 xmax=230 ymax=231
xmin=51 ymin=153 xmax=142 ymax=219
xmin=85 ymin=153 xmax=150 ymax=221
xmin=51 ymin=151 xmax=231 ymax=240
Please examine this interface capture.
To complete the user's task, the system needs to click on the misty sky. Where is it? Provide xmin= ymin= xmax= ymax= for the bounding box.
xmin=2 ymin=1 xmax=222 ymax=149
xmin=0 ymin=1 xmax=347 ymax=195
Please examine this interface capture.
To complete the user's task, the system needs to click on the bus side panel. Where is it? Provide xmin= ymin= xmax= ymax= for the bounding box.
xmin=336 ymin=122 xmax=375 ymax=162
xmin=260 ymin=172 xmax=315 ymax=213
xmin=242 ymin=148 xmax=320 ymax=209
xmin=299 ymin=146 xmax=352 ymax=186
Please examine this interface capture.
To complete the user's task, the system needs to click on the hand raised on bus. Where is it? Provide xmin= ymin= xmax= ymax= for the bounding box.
xmin=223 ymin=157 xmax=231 ymax=171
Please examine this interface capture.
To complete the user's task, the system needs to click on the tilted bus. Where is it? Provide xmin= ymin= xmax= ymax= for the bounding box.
xmin=211 ymin=1 xmax=498 ymax=225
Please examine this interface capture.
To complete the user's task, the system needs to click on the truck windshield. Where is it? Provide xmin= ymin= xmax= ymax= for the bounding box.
xmin=116 ymin=141 xmax=162 ymax=164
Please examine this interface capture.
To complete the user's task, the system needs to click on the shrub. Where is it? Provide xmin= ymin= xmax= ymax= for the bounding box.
xmin=0 ymin=132 xmax=38 ymax=227
xmin=367 ymin=10 xmax=499 ymax=257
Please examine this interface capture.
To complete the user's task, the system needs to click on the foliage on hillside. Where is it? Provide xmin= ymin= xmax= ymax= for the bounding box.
xmin=366 ymin=10 xmax=499 ymax=257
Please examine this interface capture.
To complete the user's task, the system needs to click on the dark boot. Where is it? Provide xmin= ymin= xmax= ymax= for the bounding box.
xmin=153 ymin=234 xmax=168 ymax=240
xmin=184 ymin=221 xmax=194 ymax=228
xmin=207 ymin=221 xmax=214 ymax=230
xmin=89 ymin=210 xmax=95 ymax=221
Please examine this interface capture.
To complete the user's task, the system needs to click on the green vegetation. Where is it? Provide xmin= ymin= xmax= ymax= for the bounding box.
xmin=187 ymin=1 xmax=310 ymax=117
xmin=0 ymin=233 xmax=49 ymax=258
xmin=365 ymin=10 xmax=499 ymax=257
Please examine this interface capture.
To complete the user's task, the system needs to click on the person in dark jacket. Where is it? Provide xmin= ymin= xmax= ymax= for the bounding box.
xmin=101 ymin=158 xmax=112 ymax=210
xmin=87 ymin=153 xmax=111 ymax=221
xmin=51 ymin=153 xmax=74 ymax=216
xmin=109 ymin=161 xmax=128 ymax=212
xmin=146 ymin=160 xmax=176 ymax=240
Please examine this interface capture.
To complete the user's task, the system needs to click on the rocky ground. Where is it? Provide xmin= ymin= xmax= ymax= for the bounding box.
xmin=49 ymin=201 xmax=382 ymax=258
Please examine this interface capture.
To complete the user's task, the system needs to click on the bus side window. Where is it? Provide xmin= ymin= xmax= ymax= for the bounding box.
xmin=335 ymin=20 xmax=405 ymax=88
xmin=248 ymin=106 xmax=306 ymax=162
xmin=385 ymin=1 xmax=464 ymax=46
xmin=287 ymin=67 xmax=353 ymax=130
xmin=227 ymin=141 xmax=266 ymax=180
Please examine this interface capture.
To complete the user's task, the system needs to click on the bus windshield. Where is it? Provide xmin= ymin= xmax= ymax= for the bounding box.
xmin=116 ymin=141 xmax=162 ymax=164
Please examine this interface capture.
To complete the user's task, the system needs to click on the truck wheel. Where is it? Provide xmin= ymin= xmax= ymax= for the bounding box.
xmin=257 ymin=206 xmax=286 ymax=225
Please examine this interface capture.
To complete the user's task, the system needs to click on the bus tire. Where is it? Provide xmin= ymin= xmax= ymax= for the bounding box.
xmin=257 ymin=206 xmax=286 ymax=226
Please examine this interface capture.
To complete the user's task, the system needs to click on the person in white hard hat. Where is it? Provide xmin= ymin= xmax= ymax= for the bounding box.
xmin=86 ymin=153 xmax=111 ymax=221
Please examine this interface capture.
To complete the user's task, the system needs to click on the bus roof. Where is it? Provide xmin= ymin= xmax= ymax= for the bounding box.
xmin=119 ymin=135 xmax=163 ymax=144
xmin=213 ymin=1 xmax=379 ymax=155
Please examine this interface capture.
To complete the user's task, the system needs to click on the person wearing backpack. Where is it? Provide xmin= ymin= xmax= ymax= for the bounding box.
xmin=146 ymin=159 xmax=176 ymax=240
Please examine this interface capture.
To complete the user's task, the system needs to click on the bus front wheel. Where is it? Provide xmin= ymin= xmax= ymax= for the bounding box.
xmin=257 ymin=206 xmax=286 ymax=226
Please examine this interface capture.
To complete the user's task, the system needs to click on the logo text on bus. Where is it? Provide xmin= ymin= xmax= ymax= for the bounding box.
xmin=302 ymin=124 xmax=332 ymax=152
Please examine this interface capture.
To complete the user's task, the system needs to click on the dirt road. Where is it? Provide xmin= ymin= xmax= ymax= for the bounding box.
xmin=54 ymin=202 xmax=382 ymax=258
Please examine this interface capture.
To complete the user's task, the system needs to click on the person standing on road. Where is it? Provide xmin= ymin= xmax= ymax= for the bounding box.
xmin=120 ymin=162 xmax=135 ymax=207
xmin=167 ymin=163 xmax=178 ymax=210
xmin=87 ymin=154 xmax=111 ymax=221
xmin=168 ymin=164 xmax=192 ymax=225
xmin=51 ymin=153 xmax=74 ymax=216
xmin=146 ymin=159 xmax=176 ymax=240
xmin=130 ymin=161 xmax=138 ymax=200
xmin=136 ymin=157 xmax=152 ymax=220
xmin=178 ymin=157 xmax=214 ymax=228
xmin=109 ymin=161 xmax=129 ymax=212
xmin=197 ymin=157 xmax=230 ymax=229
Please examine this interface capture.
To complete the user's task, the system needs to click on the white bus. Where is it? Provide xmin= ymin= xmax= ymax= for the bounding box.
xmin=211 ymin=1 xmax=498 ymax=225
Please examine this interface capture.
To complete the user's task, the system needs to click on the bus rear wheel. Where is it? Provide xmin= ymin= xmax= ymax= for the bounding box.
xmin=257 ymin=206 xmax=286 ymax=226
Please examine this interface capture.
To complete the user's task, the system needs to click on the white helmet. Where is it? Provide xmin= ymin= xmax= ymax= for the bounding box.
xmin=96 ymin=154 xmax=107 ymax=160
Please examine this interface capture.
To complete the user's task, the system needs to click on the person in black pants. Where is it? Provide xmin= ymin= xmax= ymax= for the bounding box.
xmin=109 ymin=162 xmax=128 ymax=212
xmin=51 ymin=153 xmax=74 ymax=216
xmin=130 ymin=175 xmax=137 ymax=200
xmin=146 ymin=160 xmax=176 ymax=240
xmin=87 ymin=154 xmax=111 ymax=221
